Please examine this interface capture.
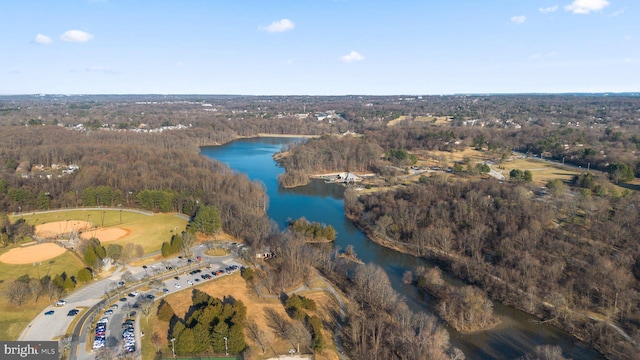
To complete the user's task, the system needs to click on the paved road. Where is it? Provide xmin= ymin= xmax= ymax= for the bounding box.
xmin=19 ymin=243 xmax=243 ymax=360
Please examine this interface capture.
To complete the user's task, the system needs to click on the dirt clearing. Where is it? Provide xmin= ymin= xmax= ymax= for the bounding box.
xmin=0 ymin=243 xmax=67 ymax=264
xmin=79 ymin=227 xmax=130 ymax=242
xmin=35 ymin=220 xmax=91 ymax=238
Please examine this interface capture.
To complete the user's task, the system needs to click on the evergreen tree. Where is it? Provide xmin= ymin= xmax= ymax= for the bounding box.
xmin=175 ymin=327 xmax=196 ymax=355
xmin=192 ymin=205 xmax=221 ymax=234
xmin=227 ymin=324 xmax=246 ymax=354
xmin=192 ymin=323 xmax=210 ymax=354
xmin=210 ymin=321 xmax=229 ymax=353
xmin=77 ymin=268 xmax=93 ymax=282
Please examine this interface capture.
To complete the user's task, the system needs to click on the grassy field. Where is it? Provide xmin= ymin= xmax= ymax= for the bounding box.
xmin=496 ymin=158 xmax=580 ymax=186
xmin=0 ymin=209 xmax=187 ymax=341
xmin=14 ymin=209 xmax=188 ymax=255
xmin=0 ymin=248 xmax=85 ymax=340
xmin=204 ymin=248 xmax=230 ymax=256
xmin=387 ymin=115 xmax=451 ymax=127
xmin=141 ymin=273 xmax=340 ymax=360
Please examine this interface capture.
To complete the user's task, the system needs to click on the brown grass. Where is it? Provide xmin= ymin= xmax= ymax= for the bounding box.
xmin=144 ymin=273 xmax=341 ymax=360
xmin=387 ymin=115 xmax=451 ymax=127
xmin=496 ymin=158 xmax=579 ymax=186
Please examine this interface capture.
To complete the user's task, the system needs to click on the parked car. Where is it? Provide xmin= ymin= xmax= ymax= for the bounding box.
xmin=55 ymin=300 xmax=66 ymax=306
xmin=187 ymin=280 xmax=193 ymax=285
xmin=174 ymin=283 xmax=181 ymax=288
xmin=162 ymin=288 xmax=170 ymax=294
xmin=44 ymin=310 xmax=55 ymax=315
xmin=67 ymin=309 xmax=79 ymax=316
xmin=109 ymin=304 xmax=118 ymax=310
xmin=104 ymin=309 xmax=113 ymax=315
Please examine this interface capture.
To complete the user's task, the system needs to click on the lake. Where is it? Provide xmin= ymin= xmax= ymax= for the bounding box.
xmin=201 ymin=136 xmax=602 ymax=360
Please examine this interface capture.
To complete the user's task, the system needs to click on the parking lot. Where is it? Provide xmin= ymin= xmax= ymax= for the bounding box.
xmin=88 ymin=261 xmax=242 ymax=357
xmin=21 ymin=242 xmax=244 ymax=360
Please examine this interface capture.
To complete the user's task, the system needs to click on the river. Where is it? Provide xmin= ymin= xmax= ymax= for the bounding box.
xmin=201 ymin=136 xmax=602 ymax=360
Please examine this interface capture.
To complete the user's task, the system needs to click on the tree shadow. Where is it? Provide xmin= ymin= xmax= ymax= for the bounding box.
xmin=616 ymin=182 xmax=640 ymax=192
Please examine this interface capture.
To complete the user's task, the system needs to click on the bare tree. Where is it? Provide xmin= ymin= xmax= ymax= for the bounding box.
xmin=94 ymin=346 xmax=118 ymax=360
xmin=44 ymin=281 xmax=62 ymax=301
xmin=121 ymin=271 xmax=133 ymax=284
xmin=151 ymin=332 xmax=161 ymax=353
xmin=264 ymin=308 xmax=291 ymax=343
xmin=286 ymin=321 xmax=311 ymax=354
xmin=134 ymin=244 xmax=144 ymax=259
xmin=245 ymin=319 xmax=270 ymax=354
xmin=5 ymin=281 xmax=31 ymax=306
xmin=149 ymin=279 xmax=163 ymax=292
xmin=180 ymin=231 xmax=195 ymax=257
xmin=28 ymin=278 xmax=43 ymax=304
xmin=122 ymin=243 xmax=135 ymax=263
xmin=137 ymin=297 xmax=155 ymax=324
xmin=520 ymin=345 xmax=567 ymax=360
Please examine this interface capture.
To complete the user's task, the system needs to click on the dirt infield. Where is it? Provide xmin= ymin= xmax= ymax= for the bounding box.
xmin=79 ymin=228 xmax=130 ymax=242
xmin=35 ymin=220 xmax=92 ymax=238
xmin=0 ymin=243 xmax=67 ymax=264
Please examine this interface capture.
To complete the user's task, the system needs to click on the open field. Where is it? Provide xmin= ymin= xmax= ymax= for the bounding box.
xmin=387 ymin=115 xmax=451 ymax=127
xmin=79 ymin=227 xmax=130 ymax=242
xmin=142 ymin=273 xmax=339 ymax=360
xmin=0 ymin=248 xmax=85 ymax=340
xmin=14 ymin=209 xmax=188 ymax=255
xmin=496 ymin=158 xmax=580 ymax=186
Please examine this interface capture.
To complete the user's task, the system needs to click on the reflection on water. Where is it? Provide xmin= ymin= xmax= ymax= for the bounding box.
xmin=201 ymin=137 xmax=602 ymax=360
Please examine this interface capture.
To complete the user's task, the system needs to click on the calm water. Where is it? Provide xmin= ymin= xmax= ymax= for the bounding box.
xmin=201 ymin=137 xmax=602 ymax=360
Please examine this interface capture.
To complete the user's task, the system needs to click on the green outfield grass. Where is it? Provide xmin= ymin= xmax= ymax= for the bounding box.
xmin=14 ymin=209 xmax=189 ymax=255
xmin=0 ymin=209 xmax=189 ymax=341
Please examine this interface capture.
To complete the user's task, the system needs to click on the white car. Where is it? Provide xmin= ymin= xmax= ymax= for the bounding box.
xmin=174 ymin=283 xmax=181 ymax=288
xmin=56 ymin=300 xmax=66 ymax=306
xmin=187 ymin=280 xmax=194 ymax=285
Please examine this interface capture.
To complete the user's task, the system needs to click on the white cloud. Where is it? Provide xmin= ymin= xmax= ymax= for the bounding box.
xmin=60 ymin=30 xmax=94 ymax=42
xmin=34 ymin=34 xmax=52 ymax=45
xmin=340 ymin=50 xmax=364 ymax=63
xmin=539 ymin=5 xmax=559 ymax=13
xmin=174 ymin=62 xmax=184 ymax=68
xmin=564 ymin=0 xmax=609 ymax=14
xmin=511 ymin=15 xmax=526 ymax=24
xmin=260 ymin=19 xmax=295 ymax=33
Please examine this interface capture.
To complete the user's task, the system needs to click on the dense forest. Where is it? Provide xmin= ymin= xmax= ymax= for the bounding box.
xmin=0 ymin=126 xmax=271 ymax=245
xmin=344 ymin=178 xmax=640 ymax=359
xmin=3 ymin=94 xmax=640 ymax=359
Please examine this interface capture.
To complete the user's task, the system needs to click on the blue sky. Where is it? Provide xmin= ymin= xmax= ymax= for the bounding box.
xmin=1 ymin=0 xmax=638 ymax=95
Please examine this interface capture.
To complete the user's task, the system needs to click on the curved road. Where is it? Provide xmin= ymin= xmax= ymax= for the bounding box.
xmin=19 ymin=244 xmax=243 ymax=360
